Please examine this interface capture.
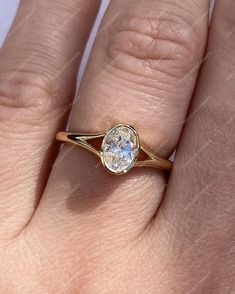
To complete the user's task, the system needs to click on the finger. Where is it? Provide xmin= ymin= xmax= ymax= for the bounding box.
xmin=0 ymin=0 xmax=100 ymax=239
xmin=35 ymin=0 xmax=209 ymax=253
xmin=158 ymin=0 xmax=235 ymax=290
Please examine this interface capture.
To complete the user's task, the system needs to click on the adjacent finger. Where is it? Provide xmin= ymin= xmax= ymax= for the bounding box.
xmin=158 ymin=0 xmax=235 ymax=291
xmin=0 ymin=0 xmax=100 ymax=239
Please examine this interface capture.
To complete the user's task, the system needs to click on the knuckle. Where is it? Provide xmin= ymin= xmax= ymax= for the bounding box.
xmin=0 ymin=71 xmax=61 ymax=124
xmin=105 ymin=5 xmax=204 ymax=79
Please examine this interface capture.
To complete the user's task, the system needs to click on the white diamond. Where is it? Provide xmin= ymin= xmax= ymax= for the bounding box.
xmin=101 ymin=124 xmax=139 ymax=174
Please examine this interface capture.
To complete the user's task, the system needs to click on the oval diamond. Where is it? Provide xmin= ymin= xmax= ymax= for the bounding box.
xmin=101 ymin=124 xmax=140 ymax=174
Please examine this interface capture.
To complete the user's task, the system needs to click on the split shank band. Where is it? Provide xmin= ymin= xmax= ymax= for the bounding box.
xmin=56 ymin=124 xmax=173 ymax=175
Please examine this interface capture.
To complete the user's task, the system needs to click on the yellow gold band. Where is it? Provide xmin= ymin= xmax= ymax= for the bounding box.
xmin=56 ymin=124 xmax=173 ymax=175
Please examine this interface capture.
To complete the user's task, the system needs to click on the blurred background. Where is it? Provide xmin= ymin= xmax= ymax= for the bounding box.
xmin=0 ymin=0 xmax=19 ymax=45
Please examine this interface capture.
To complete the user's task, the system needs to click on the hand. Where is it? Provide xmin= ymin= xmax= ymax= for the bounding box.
xmin=0 ymin=0 xmax=234 ymax=293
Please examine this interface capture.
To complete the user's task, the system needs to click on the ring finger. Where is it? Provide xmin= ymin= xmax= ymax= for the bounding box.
xmin=32 ymin=0 xmax=209 ymax=284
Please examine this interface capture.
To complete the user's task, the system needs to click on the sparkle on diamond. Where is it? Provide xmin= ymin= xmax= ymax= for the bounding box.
xmin=101 ymin=125 xmax=139 ymax=174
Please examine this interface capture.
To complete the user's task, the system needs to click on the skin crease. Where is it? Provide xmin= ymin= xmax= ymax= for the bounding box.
xmin=0 ymin=0 xmax=234 ymax=293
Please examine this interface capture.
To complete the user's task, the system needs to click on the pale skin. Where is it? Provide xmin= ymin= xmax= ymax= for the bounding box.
xmin=0 ymin=0 xmax=234 ymax=293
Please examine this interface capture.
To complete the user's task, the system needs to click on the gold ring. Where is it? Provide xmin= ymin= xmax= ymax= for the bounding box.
xmin=56 ymin=124 xmax=173 ymax=175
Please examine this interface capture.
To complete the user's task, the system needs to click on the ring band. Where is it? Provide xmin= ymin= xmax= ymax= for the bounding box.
xmin=56 ymin=124 xmax=173 ymax=175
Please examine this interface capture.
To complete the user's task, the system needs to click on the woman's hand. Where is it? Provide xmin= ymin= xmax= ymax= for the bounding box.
xmin=0 ymin=0 xmax=234 ymax=293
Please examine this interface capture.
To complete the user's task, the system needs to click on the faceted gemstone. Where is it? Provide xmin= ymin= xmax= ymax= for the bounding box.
xmin=101 ymin=124 xmax=139 ymax=174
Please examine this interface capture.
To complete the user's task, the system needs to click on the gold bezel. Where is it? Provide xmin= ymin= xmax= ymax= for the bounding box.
xmin=100 ymin=124 xmax=140 ymax=175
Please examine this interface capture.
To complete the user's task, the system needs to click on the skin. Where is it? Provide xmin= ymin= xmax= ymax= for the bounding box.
xmin=0 ymin=0 xmax=234 ymax=292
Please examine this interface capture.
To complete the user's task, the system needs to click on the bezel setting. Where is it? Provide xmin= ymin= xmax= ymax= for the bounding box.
xmin=100 ymin=124 xmax=140 ymax=175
